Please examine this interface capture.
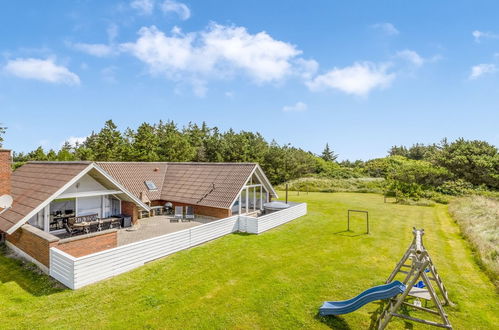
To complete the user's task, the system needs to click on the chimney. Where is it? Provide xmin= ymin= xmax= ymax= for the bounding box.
xmin=0 ymin=149 xmax=12 ymax=198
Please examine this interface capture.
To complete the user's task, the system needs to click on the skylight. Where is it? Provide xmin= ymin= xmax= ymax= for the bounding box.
xmin=144 ymin=180 xmax=157 ymax=191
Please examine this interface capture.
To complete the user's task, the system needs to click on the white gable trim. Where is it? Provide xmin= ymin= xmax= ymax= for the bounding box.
xmin=228 ymin=165 xmax=278 ymax=210
xmin=255 ymin=164 xmax=278 ymax=197
xmin=6 ymin=163 xmax=150 ymax=235
xmin=92 ymin=163 xmax=150 ymax=211
xmin=6 ymin=163 xmax=94 ymax=235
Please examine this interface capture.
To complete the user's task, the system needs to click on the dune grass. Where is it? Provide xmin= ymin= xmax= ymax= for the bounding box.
xmin=0 ymin=192 xmax=497 ymax=329
xmin=448 ymin=196 xmax=499 ymax=287
xmin=276 ymin=177 xmax=386 ymax=194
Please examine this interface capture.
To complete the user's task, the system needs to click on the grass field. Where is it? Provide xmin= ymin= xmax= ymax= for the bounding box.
xmin=0 ymin=192 xmax=497 ymax=329
xmin=449 ymin=196 xmax=499 ymax=287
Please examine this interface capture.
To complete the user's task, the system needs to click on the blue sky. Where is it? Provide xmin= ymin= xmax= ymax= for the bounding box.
xmin=1 ymin=0 xmax=498 ymax=160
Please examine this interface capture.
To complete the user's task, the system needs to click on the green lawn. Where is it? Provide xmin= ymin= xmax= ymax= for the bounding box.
xmin=0 ymin=192 xmax=497 ymax=329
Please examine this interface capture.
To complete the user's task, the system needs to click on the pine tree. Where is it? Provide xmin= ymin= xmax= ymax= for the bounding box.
xmin=321 ymin=143 xmax=338 ymax=162
xmin=85 ymin=120 xmax=125 ymax=161
xmin=129 ymin=122 xmax=160 ymax=161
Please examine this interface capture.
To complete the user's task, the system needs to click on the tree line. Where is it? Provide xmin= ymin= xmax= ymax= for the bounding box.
xmin=3 ymin=120 xmax=498 ymax=198
xmin=10 ymin=120 xmax=340 ymax=184
xmin=362 ymin=139 xmax=499 ymax=201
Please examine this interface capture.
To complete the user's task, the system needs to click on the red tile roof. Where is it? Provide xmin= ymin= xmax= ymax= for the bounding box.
xmin=97 ymin=162 xmax=256 ymax=209
xmin=0 ymin=162 xmax=91 ymax=232
xmin=0 ymin=161 xmax=269 ymax=233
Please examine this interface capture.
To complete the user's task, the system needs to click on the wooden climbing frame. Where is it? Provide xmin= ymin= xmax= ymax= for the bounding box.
xmin=377 ymin=228 xmax=453 ymax=329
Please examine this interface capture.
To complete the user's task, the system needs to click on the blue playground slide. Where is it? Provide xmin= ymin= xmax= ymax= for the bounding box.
xmin=319 ymin=281 xmax=406 ymax=316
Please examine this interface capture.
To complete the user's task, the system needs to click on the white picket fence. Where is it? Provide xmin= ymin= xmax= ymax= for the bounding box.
xmin=242 ymin=202 xmax=307 ymax=234
xmin=50 ymin=203 xmax=306 ymax=289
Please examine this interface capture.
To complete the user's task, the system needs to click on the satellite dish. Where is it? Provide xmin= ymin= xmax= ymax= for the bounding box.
xmin=0 ymin=195 xmax=13 ymax=209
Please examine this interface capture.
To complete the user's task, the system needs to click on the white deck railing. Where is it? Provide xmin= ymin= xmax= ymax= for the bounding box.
xmin=49 ymin=203 xmax=306 ymax=289
xmin=241 ymin=202 xmax=307 ymax=234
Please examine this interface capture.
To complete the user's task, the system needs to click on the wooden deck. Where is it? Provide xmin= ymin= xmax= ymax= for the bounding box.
xmin=117 ymin=215 xmax=216 ymax=246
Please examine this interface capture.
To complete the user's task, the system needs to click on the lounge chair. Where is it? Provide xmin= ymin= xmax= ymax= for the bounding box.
xmin=185 ymin=206 xmax=195 ymax=221
xmin=172 ymin=206 xmax=183 ymax=222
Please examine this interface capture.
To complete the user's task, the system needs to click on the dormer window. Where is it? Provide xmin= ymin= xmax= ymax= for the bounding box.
xmin=144 ymin=180 xmax=157 ymax=191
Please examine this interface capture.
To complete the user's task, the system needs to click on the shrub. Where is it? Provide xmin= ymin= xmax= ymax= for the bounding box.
xmin=276 ymin=177 xmax=386 ymax=194
xmin=436 ymin=179 xmax=474 ymax=196
xmin=434 ymin=139 xmax=499 ymax=189
xmin=314 ymin=158 xmax=362 ymax=179
xmin=386 ymin=158 xmax=451 ymax=187
xmin=364 ymin=156 xmax=407 ymax=177
xmin=384 ymin=180 xmax=425 ymax=201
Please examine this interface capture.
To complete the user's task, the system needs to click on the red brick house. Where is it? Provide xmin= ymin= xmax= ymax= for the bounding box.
xmin=0 ymin=150 xmax=277 ymax=272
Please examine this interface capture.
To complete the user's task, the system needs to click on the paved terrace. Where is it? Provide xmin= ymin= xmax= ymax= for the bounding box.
xmin=117 ymin=215 xmax=217 ymax=246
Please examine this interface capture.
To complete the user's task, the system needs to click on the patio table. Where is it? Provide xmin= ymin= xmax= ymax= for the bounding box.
xmin=72 ymin=221 xmax=91 ymax=234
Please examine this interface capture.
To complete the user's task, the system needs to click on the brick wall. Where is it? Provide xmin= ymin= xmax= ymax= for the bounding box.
xmin=6 ymin=225 xmax=118 ymax=266
xmin=148 ymin=200 xmax=231 ymax=219
xmin=121 ymin=201 xmax=139 ymax=224
xmin=6 ymin=225 xmax=59 ymax=267
xmin=170 ymin=201 xmax=231 ymax=218
xmin=0 ymin=149 xmax=12 ymax=197
xmin=150 ymin=200 xmax=166 ymax=207
xmin=57 ymin=230 xmax=117 ymax=257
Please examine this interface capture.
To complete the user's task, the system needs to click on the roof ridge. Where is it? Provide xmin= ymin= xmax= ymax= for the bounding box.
xmin=96 ymin=161 xmax=257 ymax=165
xmin=27 ymin=161 xmax=93 ymax=165
xmin=157 ymin=163 xmax=168 ymax=196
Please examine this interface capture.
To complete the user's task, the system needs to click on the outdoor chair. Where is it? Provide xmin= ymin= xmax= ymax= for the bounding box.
xmin=172 ymin=206 xmax=183 ymax=222
xmin=88 ymin=219 xmax=99 ymax=232
xmin=64 ymin=217 xmax=85 ymax=237
xmin=101 ymin=218 xmax=112 ymax=230
xmin=110 ymin=217 xmax=122 ymax=229
xmin=185 ymin=206 xmax=195 ymax=221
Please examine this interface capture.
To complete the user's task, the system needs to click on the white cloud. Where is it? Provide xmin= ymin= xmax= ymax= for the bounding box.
xmin=282 ymin=101 xmax=307 ymax=112
xmin=131 ymin=0 xmax=154 ymax=15
xmin=201 ymin=24 xmax=301 ymax=82
xmin=4 ymin=58 xmax=80 ymax=85
xmin=295 ymin=58 xmax=319 ymax=79
xmin=120 ymin=26 xmax=196 ymax=75
xmin=71 ymin=24 xmax=119 ymax=57
xmin=161 ymin=0 xmax=190 ymax=20
xmin=472 ymin=30 xmax=499 ymax=43
xmin=395 ymin=49 xmax=424 ymax=67
xmin=469 ymin=63 xmax=497 ymax=79
xmin=72 ymin=43 xmax=115 ymax=57
xmin=307 ymin=62 xmax=395 ymax=96
xmin=371 ymin=22 xmax=399 ymax=36
xmin=64 ymin=136 xmax=87 ymax=147
xmin=120 ymin=23 xmax=303 ymax=92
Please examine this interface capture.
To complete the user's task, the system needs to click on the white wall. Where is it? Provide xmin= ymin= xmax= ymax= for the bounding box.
xmin=49 ymin=203 xmax=307 ymax=289
xmin=62 ymin=174 xmax=107 ymax=195
xmin=49 ymin=248 xmax=75 ymax=288
xmin=243 ymin=203 xmax=307 ymax=234
xmin=51 ymin=215 xmax=240 ymax=289
xmin=77 ymin=196 xmax=102 ymax=217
